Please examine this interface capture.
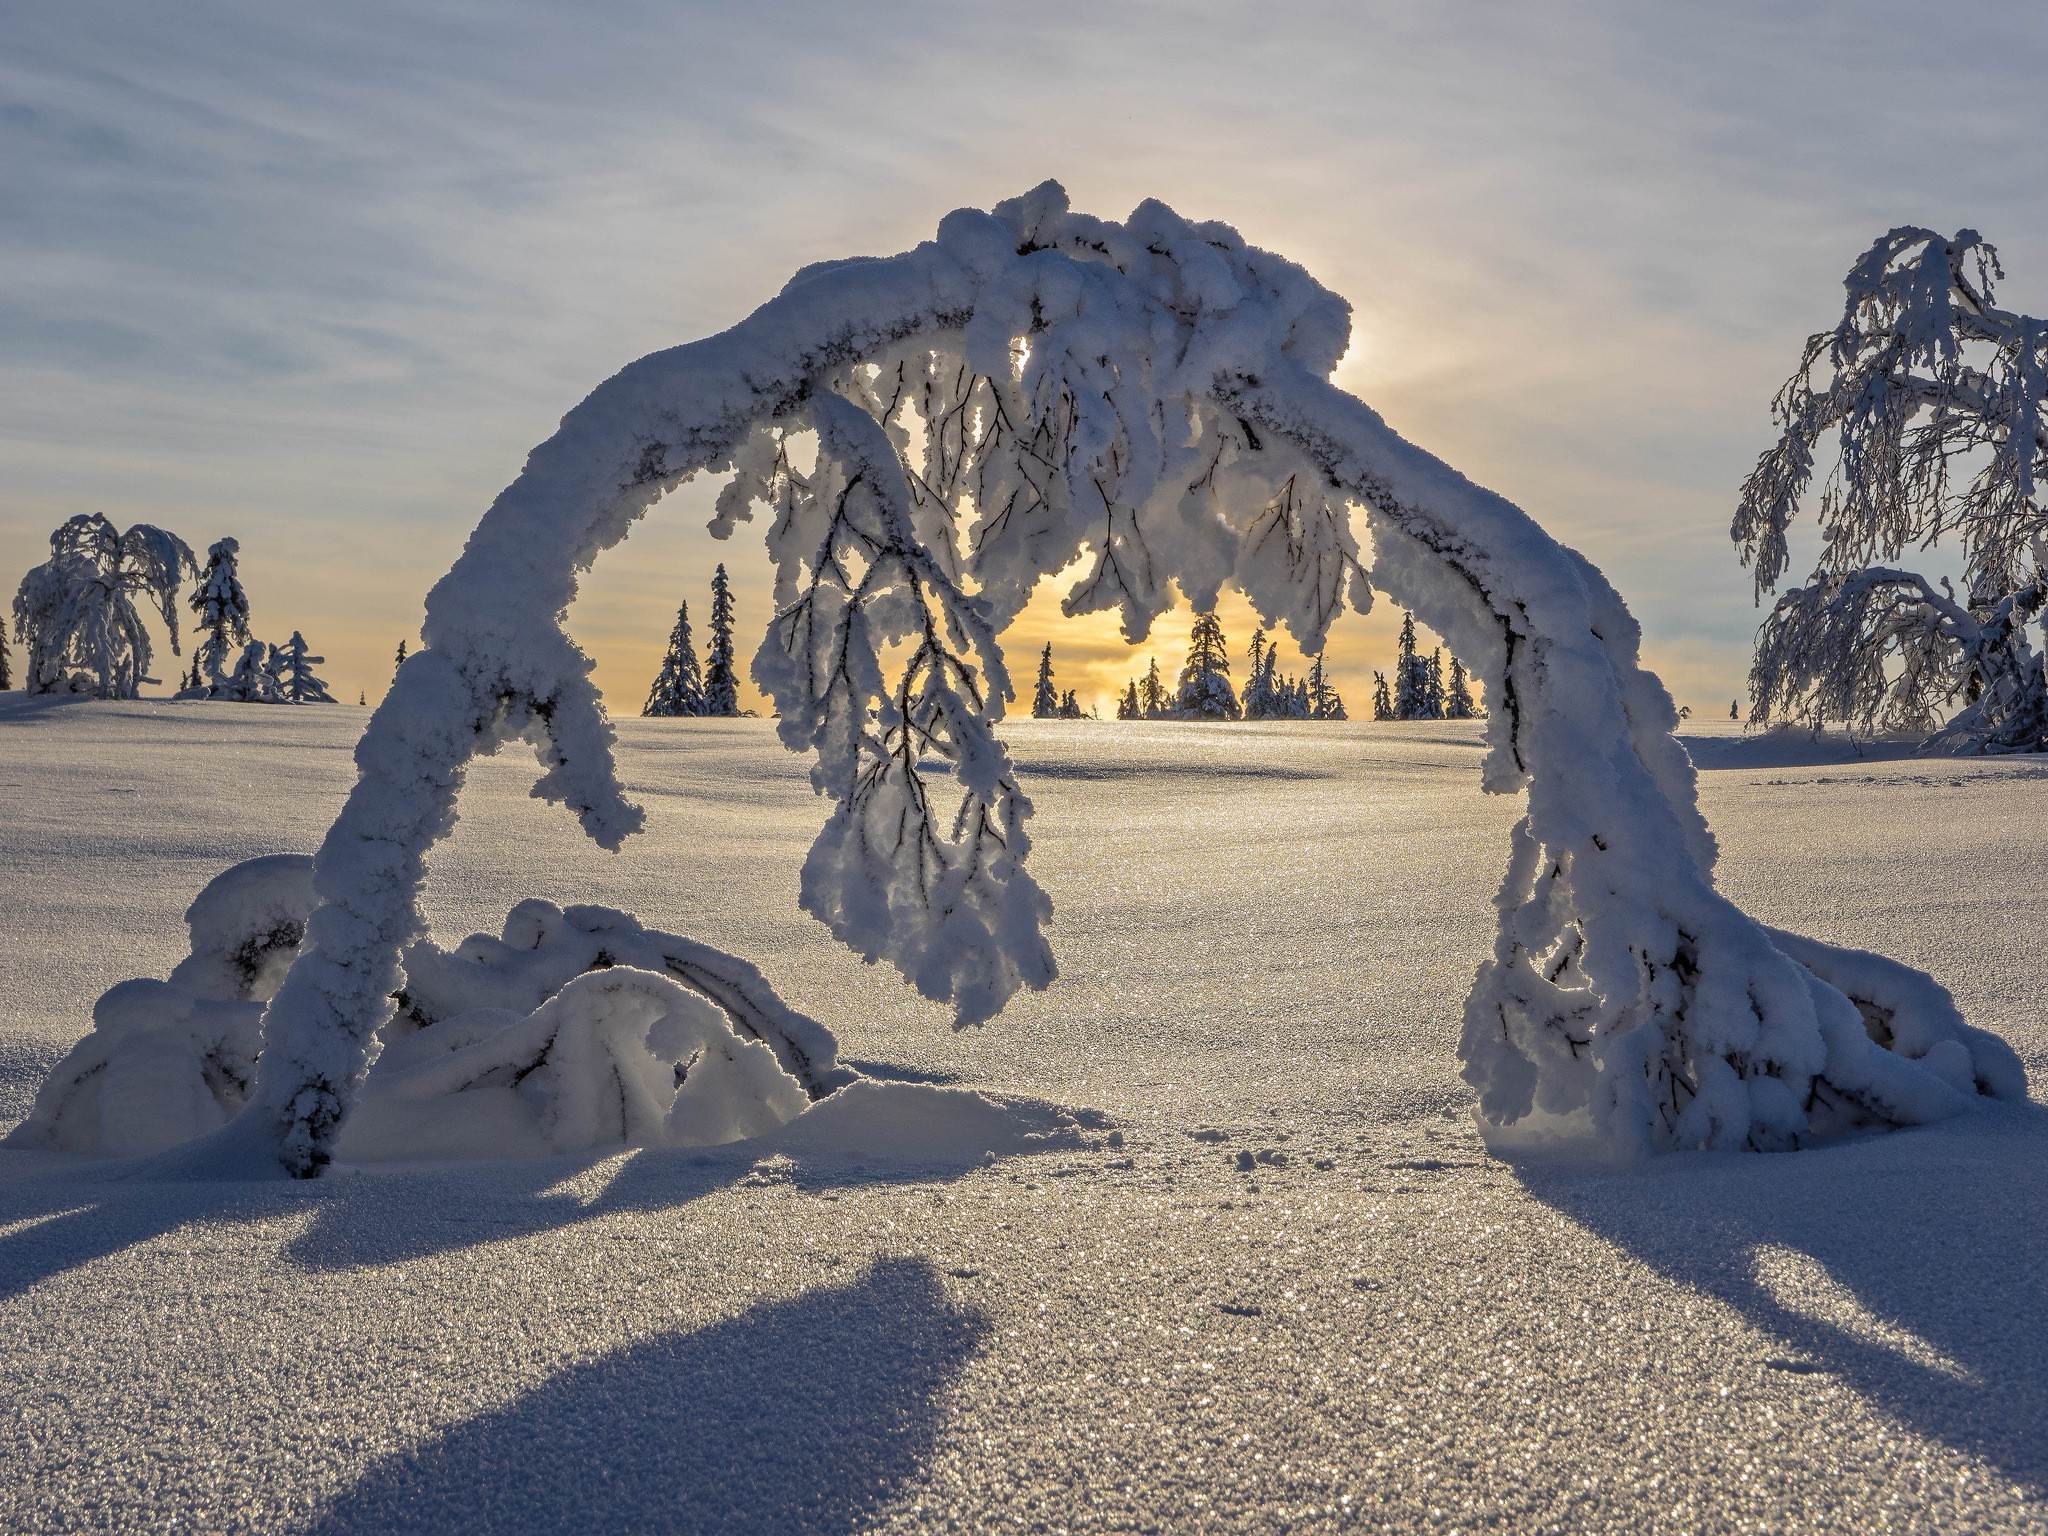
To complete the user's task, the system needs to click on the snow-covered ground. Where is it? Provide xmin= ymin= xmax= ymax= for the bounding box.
xmin=2 ymin=698 xmax=2044 ymax=1533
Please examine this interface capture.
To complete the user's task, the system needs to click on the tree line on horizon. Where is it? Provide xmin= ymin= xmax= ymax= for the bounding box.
xmin=7 ymin=514 xmax=339 ymax=704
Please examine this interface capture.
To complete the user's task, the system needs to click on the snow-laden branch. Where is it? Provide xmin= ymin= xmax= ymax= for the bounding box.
xmin=191 ymin=184 xmax=2024 ymax=1175
xmin=1737 ymin=227 xmax=2048 ymax=752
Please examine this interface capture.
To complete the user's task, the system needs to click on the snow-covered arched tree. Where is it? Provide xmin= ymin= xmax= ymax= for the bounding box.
xmin=702 ymin=563 xmax=739 ymax=716
xmin=1738 ymin=228 xmax=2048 ymax=752
xmin=644 ymin=600 xmax=704 ymax=717
xmin=189 ymin=538 xmax=252 ymax=695
xmin=118 ymin=183 xmax=2018 ymax=1178
xmin=13 ymin=514 xmax=195 ymax=697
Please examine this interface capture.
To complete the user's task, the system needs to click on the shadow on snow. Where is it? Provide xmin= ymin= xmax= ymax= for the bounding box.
xmin=305 ymin=1255 xmax=983 ymax=1536
xmin=1516 ymin=1101 xmax=2048 ymax=1495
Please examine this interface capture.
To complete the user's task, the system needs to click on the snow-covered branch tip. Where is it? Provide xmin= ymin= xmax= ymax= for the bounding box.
xmin=99 ymin=181 xmax=2019 ymax=1176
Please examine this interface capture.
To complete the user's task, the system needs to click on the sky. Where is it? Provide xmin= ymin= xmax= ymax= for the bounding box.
xmin=5 ymin=0 xmax=2047 ymax=716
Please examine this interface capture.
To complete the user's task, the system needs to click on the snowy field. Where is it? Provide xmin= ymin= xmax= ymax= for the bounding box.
xmin=2 ymin=697 xmax=2046 ymax=1534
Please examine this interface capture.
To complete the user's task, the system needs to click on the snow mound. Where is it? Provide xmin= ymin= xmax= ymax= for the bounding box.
xmin=396 ymin=899 xmax=852 ymax=1099
xmin=4 ymin=854 xmax=314 ymax=1156
xmin=338 ymin=966 xmax=809 ymax=1161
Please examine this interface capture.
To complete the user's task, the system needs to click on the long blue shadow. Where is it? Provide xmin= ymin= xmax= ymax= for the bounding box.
xmin=1517 ymin=1102 xmax=2048 ymax=1493
xmin=308 ymin=1256 xmax=983 ymax=1536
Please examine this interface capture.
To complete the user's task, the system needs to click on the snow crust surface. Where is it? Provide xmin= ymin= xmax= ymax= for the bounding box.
xmin=2 ymin=701 xmax=2046 ymax=1533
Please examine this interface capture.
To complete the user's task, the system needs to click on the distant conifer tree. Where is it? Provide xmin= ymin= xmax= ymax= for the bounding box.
xmin=394 ymin=639 xmax=407 ymax=680
xmin=1058 ymin=688 xmax=1084 ymax=718
xmin=1445 ymin=655 xmax=1477 ymax=719
xmin=1176 ymin=611 xmax=1239 ymax=718
xmin=1392 ymin=611 xmax=1425 ymax=719
xmin=1138 ymin=656 xmax=1168 ymax=717
xmin=1372 ymin=670 xmax=1394 ymax=721
xmin=644 ymin=600 xmax=705 ymax=717
xmin=1117 ymin=680 xmax=1139 ymax=719
xmin=703 ymin=563 xmax=739 ymax=716
xmin=189 ymin=537 xmax=252 ymax=696
xmin=1308 ymin=651 xmax=1345 ymax=719
xmin=1730 ymin=699 xmax=1740 ymax=720
xmin=1031 ymin=643 xmax=1059 ymax=718
xmin=0 ymin=616 xmax=11 ymax=690
xmin=1424 ymin=648 xmax=1447 ymax=718
xmin=272 ymin=631 xmax=336 ymax=703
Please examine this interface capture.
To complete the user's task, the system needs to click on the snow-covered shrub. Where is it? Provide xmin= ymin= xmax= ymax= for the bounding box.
xmin=5 ymin=855 xmax=314 ymax=1156
xmin=395 ymin=899 xmax=852 ymax=1097
xmin=340 ymin=966 xmax=809 ymax=1161
xmin=166 ymin=182 xmax=2020 ymax=1176
xmin=12 ymin=513 xmax=196 ymax=698
xmin=1738 ymin=228 xmax=2048 ymax=752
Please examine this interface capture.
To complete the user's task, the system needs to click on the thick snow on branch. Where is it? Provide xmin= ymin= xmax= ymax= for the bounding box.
xmin=193 ymin=184 xmax=2022 ymax=1174
xmin=1738 ymin=228 xmax=2048 ymax=751
xmin=13 ymin=514 xmax=196 ymax=698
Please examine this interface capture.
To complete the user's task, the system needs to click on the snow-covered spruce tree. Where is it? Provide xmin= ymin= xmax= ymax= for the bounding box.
xmin=1031 ymin=643 xmax=1059 ymax=717
xmin=273 ymin=632 xmax=336 ymax=704
xmin=1117 ymin=680 xmax=1139 ymax=719
xmin=166 ymin=182 xmax=2016 ymax=1178
xmin=1424 ymin=648 xmax=1447 ymax=718
xmin=1308 ymin=652 xmax=1344 ymax=719
xmin=644 ymin=600 xmax=705 ymax=717
xmin=1371 ymin=671 xmax=1394 ymax=720
xmin=1737 ymin=227 xmax=2048 ymax=752
xmin=1446 ymin=654 xmax=1478 ymax=719
xmin=1058 ymin=688 xmax=1084 ymax=718
xmin=1177 ymin=611 xmax=1239 ymax=718
xmin=1137 ymin=656 xmax=1168 ymax=717
xmin=702 ymin=562 xmax=740 ymax=715
xmin=188 ymin=538 xmax=252 ymax=695
xmin=13 ymin=514 xmax=195 ymax=697
xmin=0 ymin=615 xmax=11 ymax=690
xmin=220 ymin=640 xmax=283 ymax=704
xmin=1391 ymin=610 xmax=1424 ymax=719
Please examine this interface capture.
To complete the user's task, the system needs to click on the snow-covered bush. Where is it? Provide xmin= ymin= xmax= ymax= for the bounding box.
xmin=125 ymin=182 xmax=2016 ymax=1176
xmin=1738 ymin=228 xmax=2048 ymax=752
xmin=5 ymin=854 xmax=314 ymax=1156
xmin=272 ymin=632 xmax=337 ymax=704
xmin=12 ymin=513 xmax=196 ymax=697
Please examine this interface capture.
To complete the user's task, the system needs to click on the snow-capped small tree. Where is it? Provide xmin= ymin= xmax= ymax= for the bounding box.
xmin=1371 ymin=671 xmax=1393 ymax=720
xmin=120 ymin=183 xmax=2013 ymax=1178
xmin=1137 ymin=656 xmax=1168 ymax=718
xmin=1730 ymin=699 xmax=1740 ymax=720
xmin=1031 ymin=643 xmax=1060 ymax=718
xmin=1177 ymin=611 xmax=1239 ymax=718
xmin=272 ymin=632 xmax=336 ymax=704
xmin=1445 ymin=654 xmax=1478 ymax=719
xmin=0 ymin=615 xmax=11 ymax=690
xmin=220 ymin=640 xmax=283 ymax=703
xmin=188 ymin=538 xmax=252 ymax=694
xmin=1117 ymin=680 xmax=1139 ymax=719
xmin=1058 ymin=688 xmax=1085 ymax=719
xmin=1307 ymin=651 xmax=1344 ymax=719
xmin=1737 ymin=227 xmax=2048 ymax=752
xmin=1391 ymin=610 xmax=1425 ymax=719
xmin=13 ymin=513 xmax=195 ymax=697
xmin=644 ymin=600 xmax=705 ymax=717
xmin=703 ymin=562 xmax=739 ymax=716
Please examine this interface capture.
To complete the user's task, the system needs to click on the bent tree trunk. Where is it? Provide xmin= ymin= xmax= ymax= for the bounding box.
xmin=229 ymin=184 xmax=2020 ymax=1176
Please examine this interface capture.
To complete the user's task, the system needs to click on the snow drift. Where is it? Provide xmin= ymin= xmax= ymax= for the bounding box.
xmin=30 ymin=183 xmax=2022 ymax=1174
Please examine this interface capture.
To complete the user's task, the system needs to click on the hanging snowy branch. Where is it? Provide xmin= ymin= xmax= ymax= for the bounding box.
xmin=1737 ymin=227 xmax=2048 ymax=751
xmin=97 ymin=182 xmax=2015 ymax=1178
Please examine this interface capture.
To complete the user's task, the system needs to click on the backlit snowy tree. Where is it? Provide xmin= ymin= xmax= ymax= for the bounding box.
xmin=1031 ymin=643 xmax=1060 ymax=718
xmin=1738 ymin=228 xmax=2048 ymax=752
xmin=0 ymin=616 xmax=11 ymax=690
xmin=1372 ymin=671 xmax=1393 ymax=721
xmin=1446 ymin=655 xmax=1478 ymax=719
xmin=644 ymin=600 xmax=705 ymax=717
xmin=702 ymin=563 xmax=739 ymax=716
xmin=273 ymin=632 xmax=336 ymax=704
xmin=1391 ymin=611 xmax=1425 ymax=719
xmin=189 ymin=538 xmax=252 ymax=695
xmin=1177 ymin=611 xmax=1239 ymax=718
xmin=87 ymin=184 xmax=2015 ymax=1177
xmin=1137 ymin=657 xmax=1168 ymax=718
xmin=1308 ymin=652 xmax=1344 ymax=719
xmin=13 ymin=514 xmax=195 ymax=697
xmin=1117 ymin=680 xmax=1139 ymax=719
